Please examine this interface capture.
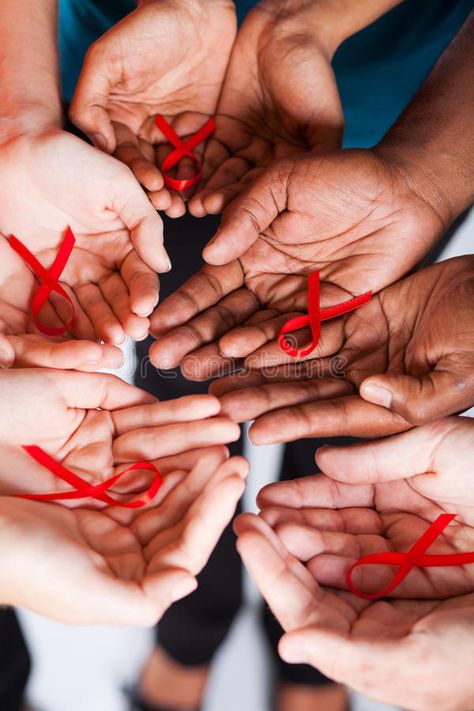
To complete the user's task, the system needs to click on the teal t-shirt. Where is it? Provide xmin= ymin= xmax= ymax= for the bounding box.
xmin=59 ymin=0 xmax=473 ymax=148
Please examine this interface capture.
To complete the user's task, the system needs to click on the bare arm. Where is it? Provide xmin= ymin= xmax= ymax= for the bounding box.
xmin=259 ymin=0 xmax=404 ymax=56
xmin=376 ymin=10 xmax=474 ymax=224
xmin=0 ymin=0 xmax=61 ymax=140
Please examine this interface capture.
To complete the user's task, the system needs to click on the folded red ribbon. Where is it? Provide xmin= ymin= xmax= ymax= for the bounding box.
xmin=278 ymin=271 xmax=372 ymax=358
xmin=9 ymin=227 xmax=76 ymax=337
xmin=346 ymin=513 xmax=474 ymax=600
xmin=18 ymin=445 xmax=162 ymax=509
xmin=155 ymin=114 xmax=215 ymax=192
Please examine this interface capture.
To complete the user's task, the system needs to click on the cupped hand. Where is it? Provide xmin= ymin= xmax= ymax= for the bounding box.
xmin=149 ymin=150 xmax=447 ymax=376
xmin=233 ymin=417 xmax=474 ymax=710
xmin=209 ymin=256 xmax=474 ymax=443
xmin=70 ymin=0 xmax=237 ymax=218
xmin=189 ymin=1 xmax=343 ymax=217
xmin=0 ymin=448 xmax=248 ymax=625
xmin=0 ymin=128 xmax=169 ymax=345
xmin=0 ymin=233 xmax=123 ymax=369
xmin=0 ymin=368 xmax=240 ymax=501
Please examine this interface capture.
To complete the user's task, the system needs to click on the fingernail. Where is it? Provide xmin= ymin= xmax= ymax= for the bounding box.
xmin=165 ymin=258 xmax=172 ymax=272
xmin=92 ymin=133 xmax=107 ymax=151
xmin=281 ymin=639 xmax=307 ymax=664
xmin=361 ymin=382 xmax=393 ymax=408
xmin=172 ymin=577 xmax=197 ymax=602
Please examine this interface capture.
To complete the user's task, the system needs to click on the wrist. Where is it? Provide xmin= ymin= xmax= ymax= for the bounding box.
xmin=257 ymin=1 xmax=367 ymax=59
xmin=0 ymin=103 xmax=62 ymax=144
xmin=374 ymin=138 xmax=464 ymax=229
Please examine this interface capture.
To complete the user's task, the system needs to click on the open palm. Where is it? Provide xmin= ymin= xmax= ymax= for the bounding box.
xmin=150 ymin=150 xmax=447 ymax=376
xmin=233 ymin=417 xmax=474 ymax=710
xmin=3 ymin=447 xmax=247 ymax=625
xmin=70 ymin=0 xmax=237 ymax=218
xmin=0 ymin=129 xmax=168 ymax=345
xmin=189 ymin=2 xmax=343 ymax=218
xmin=209 ymin=256 xmax=474 ymax=443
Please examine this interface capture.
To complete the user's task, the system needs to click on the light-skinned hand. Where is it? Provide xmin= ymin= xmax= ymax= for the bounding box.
xmin=0 ymin=234 xmax=123 ymax=369
xmin=70 ymin=0 xmax=237 ymax=218
xmin=0 ymin=447 xmax=248 ymax=625
xmin=0 ymin=128 xmax=169 ymax=345
xmin=0 ymin=369 xmax=240 ymax=500
xmin=233 ymin=416 xmax=474 ymax=710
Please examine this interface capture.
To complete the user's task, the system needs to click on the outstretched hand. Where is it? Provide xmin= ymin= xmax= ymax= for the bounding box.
xmin=235 ymin=416 xmax=474 ymax=710
xmin=0 ymin=369 xmax=240 ymax=502
xmin=149 ymin=150 xmax=448 ymax=380
xmin=210 ymin=257 xmax=474 ymax=442
xmin=70 ymin=0 xmax=237 ymax=218
xmin=0 ymin=447 xmax=248 ymax=625
xmin=189 ymin=1 xmax=343 ymax=217
xmin=0 ymin=129 xmax=168 ymax=345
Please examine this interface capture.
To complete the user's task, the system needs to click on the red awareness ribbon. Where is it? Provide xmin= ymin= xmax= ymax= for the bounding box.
xmin=9 ymin=227 xmax=76 ymax=337
xmin=18 ymin=445 xmax=162 ymax=509
xmin=346 ymin=513 xmax=474 ymax=600
xmin=278 ymin=271 xmax=372 ymax=358
xmin=155 ymin=114 xmax=215 ymax=192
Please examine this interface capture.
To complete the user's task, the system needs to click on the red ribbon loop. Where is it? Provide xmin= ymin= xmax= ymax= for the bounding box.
xmin=346 ymin=514 xmax=474 ymax=600
xmin=155 ymin=114 xmax=215 ymax=191
xmin=278 ymin=271 xmax=372 ymax=358
xmin=9 ymin=227 xmax=76 ymax=337
xmin=18 ymin=445 xmax=162 ymax=509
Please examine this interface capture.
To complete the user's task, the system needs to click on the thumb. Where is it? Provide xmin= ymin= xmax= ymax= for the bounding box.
xmin=69 ymin=46 xmax=117 ymax=154
xmin=360 ymin=369 xmax=474 ymax=426
xmin=315 ymin=419 xmax=458 ymax=484
xmin=202 ymin=163 xmax=288 ymax=265
xmin=114 ymin=174 xmax=170 ymax=274
xmin=0 ymin=334 xmax=15 ymax=368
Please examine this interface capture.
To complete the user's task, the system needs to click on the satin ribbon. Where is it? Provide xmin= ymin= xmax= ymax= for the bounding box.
xmin=346 ymin=513 xmax=474 ymax=600
xmin=9 ymin=227 xmax=76 ymax=337
xmin=155 ymin=114 xmax=215 ymax=191
xmin=278 ymin=271 xmax=372 ymax=358
xmin=18 ymin=445 xmax=162 ymax=509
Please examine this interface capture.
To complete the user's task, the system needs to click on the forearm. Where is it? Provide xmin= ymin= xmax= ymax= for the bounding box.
xmin=0 ymin=0 xmax=62 ymax=140
xmin=376 ymin=11 xmax=474 ymax=225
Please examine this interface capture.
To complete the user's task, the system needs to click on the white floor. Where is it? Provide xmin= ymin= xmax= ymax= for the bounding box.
xmin=18 ymin=211 xmax=473 ymax=711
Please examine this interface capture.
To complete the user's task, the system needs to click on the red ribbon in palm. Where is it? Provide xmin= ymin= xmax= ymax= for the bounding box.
xmin=155 ymin=114 xmax=215 ymax=192
xmin=9 ymin=227 xmax=76 ymax=337
xmin=346 ymin=514 xmax=474 ymax=600
xmin=278 ymin=271 xmax=372 ymax=358
xmin=18 ymin=445 xmax=162 ymax=509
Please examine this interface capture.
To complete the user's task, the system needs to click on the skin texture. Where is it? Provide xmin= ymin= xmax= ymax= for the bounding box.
xmin=149 ymin=150 xmax=447 ymax=379
xmin=235 ymin=417 xmax=474 ymax=711
xmin=70 ymin=0 xmax=237 ymax=218
xmin=209 ymin=257 xmax=474 ymax=443
xmin=0 ymin=447 xmax=248 ymax=625
xmin=0 ymin=369 xmax=240 ymax=500
xmin=0 ymin=128 xmax=171 ymax=346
